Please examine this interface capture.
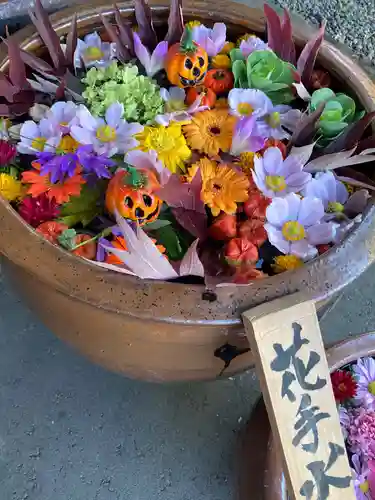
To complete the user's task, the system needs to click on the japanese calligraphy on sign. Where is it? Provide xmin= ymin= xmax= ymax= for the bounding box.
xmin=242 ymin=293 xmax=355 ymax=500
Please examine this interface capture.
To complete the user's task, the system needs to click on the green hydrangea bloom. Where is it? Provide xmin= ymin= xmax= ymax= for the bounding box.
xmin=231 ymin=50 xmax=296 ymax=105
xmin=309 ymin=88 xmax=363 ymax=139
xmin=82 ymin=62 xmax=164 ymax=124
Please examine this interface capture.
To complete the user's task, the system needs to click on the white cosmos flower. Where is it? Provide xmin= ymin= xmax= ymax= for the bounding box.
xmin=265 ymin=193 xmax=335 ymax=259
xmin=302 ymin=171 xmax=349 ymax=214
xmin=70 ymin=102 xmax=144 ymax=157
xmin=228 ymin=89 xmax=273 ymax=120
xmin=252 ymin=147 xmax=311 ymax=198
xmin=44 ymin=101 xmax=79 ymax=135
xmin=155 ymin=87 xmax=207 ymax=126
xmin=74 ymin=32 xmax=115 ymax=69
xmin=191 ymin=23 xmax=226 ymax=57
xmin=17 ymin=120 xmax=61 ymax=155
xmin=256 ymin=105 xmax=302 ymax=140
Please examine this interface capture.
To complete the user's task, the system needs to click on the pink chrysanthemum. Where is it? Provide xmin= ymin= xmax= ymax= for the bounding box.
xmin=353 ymin=357 xmax=375 ymax=410
xmin=347 ymin=407 xmax=375 ymax=461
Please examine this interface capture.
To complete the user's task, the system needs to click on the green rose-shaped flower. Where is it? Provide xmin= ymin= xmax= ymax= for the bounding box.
xmin=82 ymin=62 xmax=164 ymax=125
xmin=309 ymin=88 xmax=362 ymax=139
xmin=231 ymin=50 xmax=296 ymax=105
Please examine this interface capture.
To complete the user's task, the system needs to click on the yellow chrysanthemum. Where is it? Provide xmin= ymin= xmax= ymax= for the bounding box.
xmin=183 ymin=110 xmax=236 ymax=157
xmin=185 ymin=20 xmax=201 ymax=28
xmin=237 ymin=33 xmax=256 ymax=46
xmin=237 ymin=152 xmax=256 ymax=175
xmin=197 ymin=157 xmax=250 ymax=216
xmin=212 ymin=54 xmax=231 ymax=69
xmin=220 ymin=41 xmax=235 ymax=54
xmin=272 ymin=255 xmax=304 ymax=274
xmin=137 ymin=124 xmax=191 ymax=173
xmin=215 ymin=98 xmax=228 ymax=109
xmin=0 ymin=173 xmax=25 ymax=202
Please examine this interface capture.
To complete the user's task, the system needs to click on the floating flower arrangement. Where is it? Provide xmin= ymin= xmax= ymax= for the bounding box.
xmin=1 ymin=0 xmax=375 ymax=284
xmin=332 ymin=357 xmax=375 ymax=499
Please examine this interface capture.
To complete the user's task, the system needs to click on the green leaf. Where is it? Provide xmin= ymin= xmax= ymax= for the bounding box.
xmin=143 ymin=219 xmax=172 ymax=231
xmin=59 ymin=184 xmax=103 ymax=227
xmin=310 ymin=88 xmax=336 ymax=111
xmin=335 ymin=93 xmax=356 ymax=121
xmin=232 ymin=60 xmax=248 ymax=88
xmin=57 ymin=228 xmax=77 ymax=250
xmin=229 ymin=48 xmax=244 ymax=64
xmin=150 ymin=225 xmax=185 ymax=261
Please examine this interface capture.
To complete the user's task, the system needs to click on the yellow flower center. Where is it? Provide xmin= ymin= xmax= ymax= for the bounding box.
xmin=327 ymin=201 xmax=344 ymax=213
xmin=368 ymin=381 xmax=375 ymax=395
xmin=96 ymin=125 xmax=117 ymax=143
xmin=149 ymin=131 xmax=175 ymax=151
xmin=265 ymin=175 xmax=286 ymax=192
xmin=186 ymin=20 xmax=201 ymax=28
xmin=60 ymin=121 xmax=69 ymax=127
xmin=31 ymin=136 xmax=47 ymax=151
xmin=84 ymin=46 xmax=104 ymax=61
xmin=360 ymin=481 xmax=369 ymax=494
xmin=238 ymin=152 xmax=255 ymax=173
xmin=56 ymin=135 xmax=79 ymax=154
xmin=282 ymin=221 xmax=306 ymax=242
xmin=266 ymin=112 xmax=281 ymax=128
xmin=237 ymin=102 xmax=254 ymax=116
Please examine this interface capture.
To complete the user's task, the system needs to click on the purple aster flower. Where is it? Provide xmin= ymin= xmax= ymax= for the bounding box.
xmin=37 ymin=151 xmax=78 ymax=184
xmin=353 ymin=357 xmax=375 ymax=410
xmin=76 ymin=145 xmax=116 ymax=179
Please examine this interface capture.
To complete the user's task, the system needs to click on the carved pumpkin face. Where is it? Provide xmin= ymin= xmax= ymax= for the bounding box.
xmin=105 ymin=169 xmax=161 ymax=226
xmin=165 ymin=28 xmax=209 ymax=88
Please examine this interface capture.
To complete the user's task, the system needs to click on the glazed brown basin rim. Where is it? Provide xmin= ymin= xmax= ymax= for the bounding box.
xmin=0 ymin=0 xmax=375 ymax=325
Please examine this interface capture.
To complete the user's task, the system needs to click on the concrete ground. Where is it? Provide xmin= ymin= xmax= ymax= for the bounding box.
xmin=1 ymin=0 xmax=375 ymax=498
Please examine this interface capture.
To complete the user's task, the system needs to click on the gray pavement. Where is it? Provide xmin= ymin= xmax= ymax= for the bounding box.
xmin=1 ymin=0 xmax=375 ymax=498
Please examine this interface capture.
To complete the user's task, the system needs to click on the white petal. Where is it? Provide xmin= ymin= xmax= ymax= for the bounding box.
xmin=306 ymin=223 xmax=335 ymax=245
xmin=70 ymin=125 xmax=94 ymax=145
xmin=20 ymin=121 xmax=39 ymax=141
xmin=264 ymin=224 xmax=290 ymax=253
xmin=48 ymin=101 xmax=66 ymax=122
xmin=155 ymin=113 xmax=171 ymax=126
xmin=105 ymin=102 xmax=124 ymax=127
xmin=266 ymin=197 xmax=290 ymax=227
xmin=336 ymin=179 xmax=349 ymax=204
xmin=285 ymin=193 xmax=302 ymax=221
xmin=286 ymin=171 xmax=312 ymax=192
xmin=77 ymin=105 xmax=98 ymax=130
xmin=290 ymin=240 xmax=317 ymax=259
xmin=84 ymin=32 xmax=102 ymax=48
xmin=160 ymin=87 xmax=170 ymax=102
xmin=297 ymin=196 xmax=325 ymax=226
xmin=262 ymin=147 xmax=284 ymax=175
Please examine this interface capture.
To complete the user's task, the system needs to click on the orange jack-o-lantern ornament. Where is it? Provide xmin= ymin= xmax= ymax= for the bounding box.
xmin=165 ymin=27 xmax=208 ymax=88
xmin=105 ymin=166 xmax=161 ymax=226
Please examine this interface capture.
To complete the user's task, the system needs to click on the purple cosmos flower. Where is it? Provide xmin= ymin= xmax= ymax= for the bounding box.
xmin=230 ymin=116 xmax=266 ymax=156
xmin=353 ymin=357 xmax=375 ymax=410
xmin=239 ymin=36 xmax=269 ymax=58
xmin=133 ymin=32 xmax=168 ymax=77
xmin=76 ymin=145 xmax=116 ymax=180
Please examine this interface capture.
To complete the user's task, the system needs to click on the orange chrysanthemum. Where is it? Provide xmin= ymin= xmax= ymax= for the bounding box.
xmin=196 ymin=157 xmax=250 ymax=216
xmin=22 ymin=162 xmax=85 ymax=205
xmin=183 ymin=110 xmax=236 ymax=157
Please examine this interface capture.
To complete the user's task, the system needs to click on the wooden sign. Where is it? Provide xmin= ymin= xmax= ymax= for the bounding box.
xmin=242 ymin=293 xmax=355 ymax=500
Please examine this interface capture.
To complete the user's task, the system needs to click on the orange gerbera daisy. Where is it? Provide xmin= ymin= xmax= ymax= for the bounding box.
xmin=183 ymin=110 xmax=236 ymax=157
xmin=22 ymin=162 xmax=85 ymax=205
xmin=196 ymin=157 xmax=250 ymax=216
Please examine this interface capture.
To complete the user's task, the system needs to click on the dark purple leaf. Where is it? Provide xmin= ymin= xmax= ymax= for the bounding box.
xmin=100 ymin=14 xmax=131 ymax=62
xmin=336 ymin=167 xmax=375 ymax=188
xmin=264 ymin=4 xmax=283 ymax=56
xmin=297 ymin=22 xmax=326 ymax=89
xmin=172 ymin=208 xmax=208 ymax=240
xmin=55 ymin=77 xmax=66 ymax=100
xmin=355 ymin=135 xmax=375 ymax=155
xmin=6 ymin=37 xmax=28 ymax=88
xmin=0 ymin=102 xmax=31 ymax=117
xmin=287 ymin=103 xmax=325 ymax=150
xmin=280 ymin=8 xmax=296 ymax=64
xmin=344 ymin=190 xmax=370 ymax=218
xmin=324 ymin=112 xmax=375 ymax=154
xmin=66 ymin=14 xmax=78 ymax=70
xmin=156 ymin=172 xmax=205 ymax=213
xmin=165 ymin=0 xmax=184 ymax=45
xmin=114 ymin=4 xmax=134 ymax=55
xmin=20 ymin=48 xmax=54 ymax=74
xmin=12 ymin=89 xmax=35 ymax=104
xmin=0 ymin=74 xmax=17 ymax=102
xmin=134 ymin=0 xmax=158 ymax=50
xmin=29 ymin=0 xmax=65 ymax=70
